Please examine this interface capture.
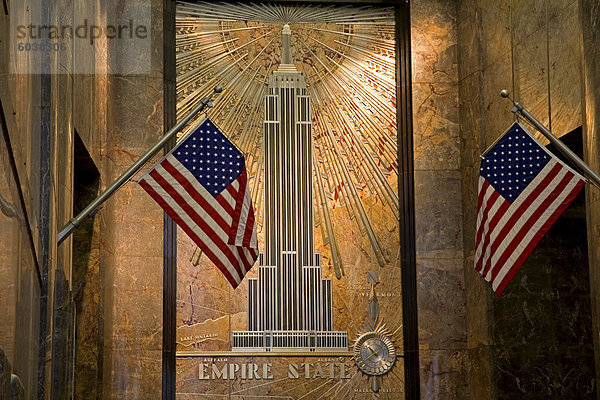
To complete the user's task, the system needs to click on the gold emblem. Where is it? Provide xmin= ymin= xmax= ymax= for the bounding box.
xmin=352 ymin=272 xmax=401 ymax=392
xmin=353 ymin=331 xmax=396 ymax=376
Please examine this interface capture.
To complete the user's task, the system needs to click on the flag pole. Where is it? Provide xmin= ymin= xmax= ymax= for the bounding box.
xmin=57 ymin=86 xmax=224 ymax=246
xmin=500 ymin=89 xmax=600 ymax=189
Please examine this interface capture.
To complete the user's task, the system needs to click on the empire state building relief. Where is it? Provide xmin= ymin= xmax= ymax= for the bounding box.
xmin=232 ymin=24 xmax=348 ymax=352
xmin=174 ymin=2 xmax=401 ymax=398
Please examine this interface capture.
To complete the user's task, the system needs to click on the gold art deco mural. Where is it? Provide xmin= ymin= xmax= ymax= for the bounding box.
xmin=174 ymin=2 xmax=403 ymax=398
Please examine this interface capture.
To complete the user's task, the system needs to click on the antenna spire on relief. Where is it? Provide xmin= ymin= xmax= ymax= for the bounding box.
xmin=279 ymin=23 xmax=295 ymax=69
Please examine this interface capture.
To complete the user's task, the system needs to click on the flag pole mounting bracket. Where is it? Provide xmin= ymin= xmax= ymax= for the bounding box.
xmin=56 ymin=86 xmax=224 ymax=246
xmin=500 ymin=89 xmax=600 ymax=189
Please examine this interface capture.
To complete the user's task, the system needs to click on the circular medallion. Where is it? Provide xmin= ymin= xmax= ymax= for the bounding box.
xmin=353 ymin=331 xmax=396 ymax=376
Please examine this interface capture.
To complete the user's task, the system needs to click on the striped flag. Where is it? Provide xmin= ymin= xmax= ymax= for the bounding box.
xmin=139 ymin=118 xmax=258 ymax=288
xmin=475 ymin=122 xmax=585 ymax=295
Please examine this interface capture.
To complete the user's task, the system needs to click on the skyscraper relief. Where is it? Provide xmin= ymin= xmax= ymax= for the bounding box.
xmin=232 ymin=24 xmax=348 ymax=352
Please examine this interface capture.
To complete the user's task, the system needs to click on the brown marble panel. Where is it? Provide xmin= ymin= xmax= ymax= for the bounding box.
xmin=456 ymin=5 xmax=495 ymax=397
xmin=0 ymin=77 xmax=42 ymax=256
xmin=150 ymin=0 xmax=165 ymax=75
xmin=0 ymin=118 xmax=23 ymax=368
xmin=2 ymin=84 xmax=40 ymax=235
xmin=481 ymin=53 xmax=515 ymax=145
xmin=546 ymin=0 xmax=578 ymax=20
xmin=412 ymin=82 xmax=460 ymax=171
xmin=579 ymin=0 xmax=600 ymax=391
xmin=101 ymin=168 xmax=163 ymax=393
xmin=56 ymin=0 xmax=74 ymax=75
xmin=458 ymin=70 xmax=485 ymax=264
xmin=411 ymin=0 xmax=458 ymax=85
xmin=513 ymin=26 xmax=550 ymax=132
xmin=0 ymin=10 xmax=7 ymax=75
xmin=109 ymin=287 xmax=162 ymax=351
xmin=91 ymin=0 xmax=109 ymax=169
xmin=52 ymin=63 xmax=75 ymax=285
xmin=109 ymin=182 xmax=164 ymax=224
xmin=456 ymin=0 xmax=484 ymax=79
xmin=548 ymin=2 xmax=582 ymax=137
xmin=459 ymin=162 xmax=478 ymax=257
xmin=97 ymin=1 xmax=165 ymax=398
xmin=108 ymin=208 xmax=163 ymax=259
xmin=414 ymin=170 xmax=463 ymax=260
xmin=419 ymin=349 xmax=468 ymax=400
xmin=72 ymin=0 xmax=99 ymax=161
xmin=466 ymin=345 xmax=493 ymax=398
xmin=111 ymin=255 xmax=163 ymax=291
xmin=481 ymin=0 xmax=512 ymax=68
xmin=99 ymin=244 xmax=116 ymax=359
xmin=417 ymin=258 xmax=466 ymax=351
xmin=458 ymin=72 xmax=485 ymax=169
xmin=104 ymin=349 xmax=162 ymax=400
xmin=511 ymin=0 xmax=547 ymax=45
xmin=106 ymin=75 xmax=164 ymax=159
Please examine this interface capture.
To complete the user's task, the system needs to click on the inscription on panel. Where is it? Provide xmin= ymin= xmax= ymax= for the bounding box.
xmin=195 ymin=360 xmax=352 ymax=380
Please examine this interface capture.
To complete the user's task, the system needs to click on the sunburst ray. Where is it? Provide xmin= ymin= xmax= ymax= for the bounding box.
xmin=175 ymin=1 xmax=396 ymax=274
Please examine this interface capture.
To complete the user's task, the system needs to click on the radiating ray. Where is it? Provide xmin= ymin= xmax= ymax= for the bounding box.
xmin=314 ymin=155 xmax=344 ymax=278
xmin=334 ymin=370 xmax=359 ymax=398
xmin=299 ymin=38 xmax=389 ymax=266
xmin=316 ymin=378 xmax=344 ymax=399
xmin=178 ymin=1 xmax=394 ymax=24
xmin=175 ymin=1 xmax=396 ymax=279
xmin=230 ymin=376 xmax=293 ymax=395
xmin=298 ymin=379 xmax=336 ymax=399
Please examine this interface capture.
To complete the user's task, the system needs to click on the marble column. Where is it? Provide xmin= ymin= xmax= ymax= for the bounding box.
xmin=100 ymin=0 xmax=165 ymax=398
xmin=412 ymin=1 xmax=468 ymax=398
xmin=579 ymin=1 xmax=600 ymax=396
xmin=0 ymin=347 xmax=11 ymax=399
xmin=456 ymin=0 xmax=498 ymax=397
xmin=457 ymin=0 xmax=596 ymax=397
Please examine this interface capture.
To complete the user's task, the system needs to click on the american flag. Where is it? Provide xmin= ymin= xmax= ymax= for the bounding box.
xmin=475 ymin=122 xmax=585 ymax=295
xmin=139 ymin=118 xmax=258 ymax=288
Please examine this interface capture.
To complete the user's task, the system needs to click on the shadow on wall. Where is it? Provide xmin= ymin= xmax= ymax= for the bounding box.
xmin=492 ymin=127 xmax=596 ymax=400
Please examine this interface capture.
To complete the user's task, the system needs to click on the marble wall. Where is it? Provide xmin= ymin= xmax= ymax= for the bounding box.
xmin=579 ymin=0 xmax=600 ymax=396
xmin=2 ymin=0 xmax=599 ymax=398
xmin=457 ymin=0 xmax=596 ymax=398
xmin=493 ymin=133 xmax=595 ymax=399
xmin=1 ymin=0 xmax=167 ymax=398
xmin=0 ymin=104 xmax=42 ymax=400
xmin=411 ymin=0 xmax=467 ymax=398
xmin=99 ymin=1 xmax=165 ymax=398
xmin=0 ymin=3 xmax=45 ymax=399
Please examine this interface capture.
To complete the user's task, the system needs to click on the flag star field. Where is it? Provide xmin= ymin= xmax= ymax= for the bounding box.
xmin=480 ymin=124 xmax=552 ymax=203
xmin=174 ymin=119 xmax=243 ymax=197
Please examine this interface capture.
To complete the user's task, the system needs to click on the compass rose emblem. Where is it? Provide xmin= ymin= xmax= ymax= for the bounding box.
xmin=353 ymin=271 xmax=402 ymax=393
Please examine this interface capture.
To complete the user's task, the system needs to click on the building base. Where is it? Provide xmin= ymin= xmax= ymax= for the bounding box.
xmin=232 ymin=330 xmax=348 ymax=352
